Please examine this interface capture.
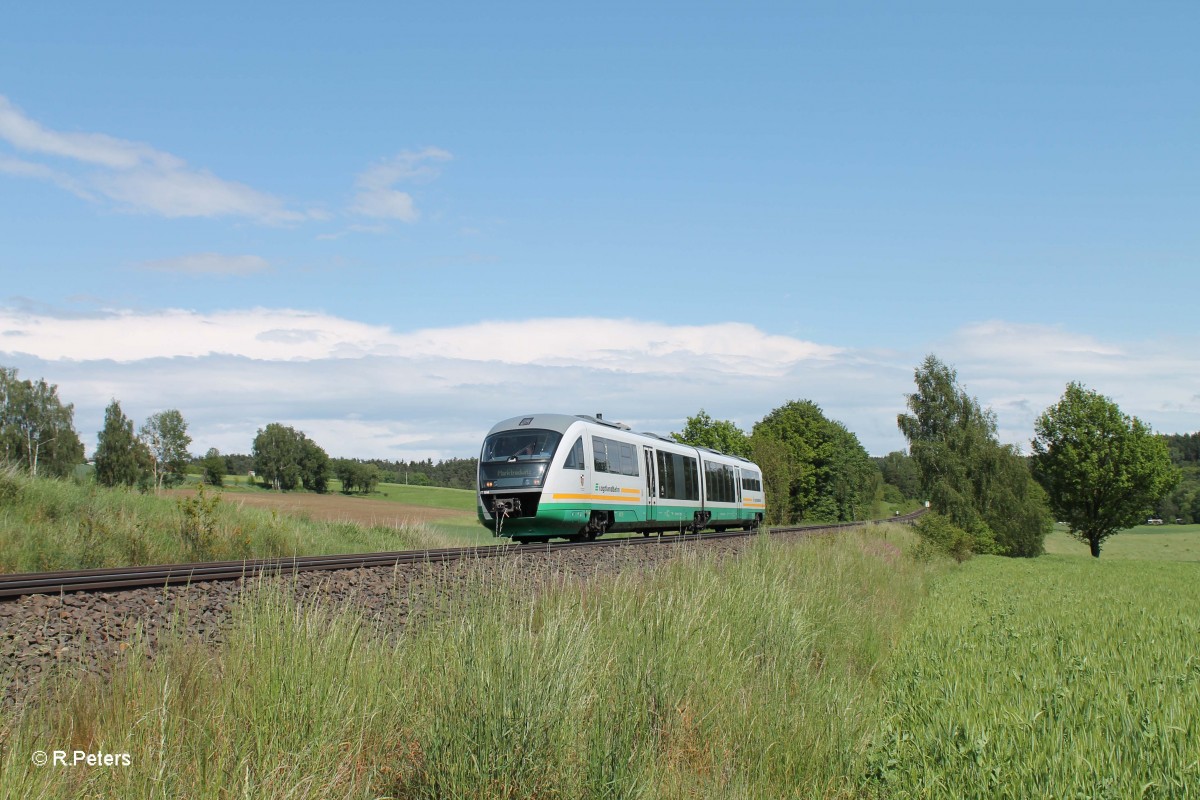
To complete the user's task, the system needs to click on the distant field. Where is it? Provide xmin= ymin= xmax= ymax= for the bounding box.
xmin=1044 ymin=523 xmax=1200 ymax=561
xmin=202 ymin=477 xmax=476 ymax=512
xmin=0 ymin=471 xmax=462 ymax=573
xmin=177 ymin=481 xmax=491 ymax=546
xmin=352 ymin=481 xmax=478 ymax=512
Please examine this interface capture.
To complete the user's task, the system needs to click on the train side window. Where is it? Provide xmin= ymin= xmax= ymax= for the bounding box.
xmin=657 ymin=451 xmax=674 ymax=497
xmin=619 ymin=443 xmax=639 ymax=476
xmin=564 ymin=437 xmax=585 ymax=470
xmin=683 ymin=456 xmax=699 ymax=500
xmin=593 ymin=437 xmax=611 ymax=473
xmin=705 ymin=462 xmax=736 ymax=503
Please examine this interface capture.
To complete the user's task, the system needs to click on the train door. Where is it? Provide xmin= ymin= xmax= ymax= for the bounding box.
xmin=643 ymin=446 xmax=658 ymax=522
xmin=734 ymin=466 xmax=744 ymax=523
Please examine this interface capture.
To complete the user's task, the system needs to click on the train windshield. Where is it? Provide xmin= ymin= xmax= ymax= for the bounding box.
xmin=481 ymin=429 xmax=563 ymax=462
xmin=479 ymin=429 xmax=563 ymax=488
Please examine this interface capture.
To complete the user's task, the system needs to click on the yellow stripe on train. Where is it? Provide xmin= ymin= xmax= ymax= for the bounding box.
xmin=550 ymin=493 xmax=643 ymax=503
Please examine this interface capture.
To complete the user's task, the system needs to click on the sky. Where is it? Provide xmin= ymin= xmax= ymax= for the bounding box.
xmin=1 ymin=1 xmax=1197 ymax=461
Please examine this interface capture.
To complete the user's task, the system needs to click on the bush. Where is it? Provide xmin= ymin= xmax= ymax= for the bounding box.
xmin=913 ymin=512 xmax=977 ymax=562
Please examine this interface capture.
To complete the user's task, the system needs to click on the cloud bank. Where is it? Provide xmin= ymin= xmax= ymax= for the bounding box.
xmin=0 ymin=307 xmax=1195 ymax=461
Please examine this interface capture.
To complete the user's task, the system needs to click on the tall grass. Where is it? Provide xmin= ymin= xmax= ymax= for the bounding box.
xmin=0 ymin=526 xmax=932 ymax=799
xmin=0 ymin=467 xmax=453 ymax=573
xmin=865 ymin=555 xmax=1200 ymax=798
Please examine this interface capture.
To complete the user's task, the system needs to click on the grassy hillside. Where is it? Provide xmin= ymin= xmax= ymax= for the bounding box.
xmin=0 ymin=469 xmax=455 ymax=573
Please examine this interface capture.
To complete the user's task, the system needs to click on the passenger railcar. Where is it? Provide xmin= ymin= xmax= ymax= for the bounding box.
xmin=477 ymin=413 xmax=766 ymax=542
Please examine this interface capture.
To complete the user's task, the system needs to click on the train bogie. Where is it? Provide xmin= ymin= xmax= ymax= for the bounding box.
xmin=477 ymin=414 xmax=766 ymax=541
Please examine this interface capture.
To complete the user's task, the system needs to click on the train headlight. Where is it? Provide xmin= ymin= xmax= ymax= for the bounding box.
xmin=484 ymin=481 xmax=494 ymax=488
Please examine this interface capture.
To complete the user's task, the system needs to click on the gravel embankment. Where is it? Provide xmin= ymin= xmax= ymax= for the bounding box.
xmin=1 ymin=535 xmax=762 ymax=709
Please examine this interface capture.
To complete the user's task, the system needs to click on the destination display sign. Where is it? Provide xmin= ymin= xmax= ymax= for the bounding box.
xmin=481 ymin=463 xmax=545 ymax=481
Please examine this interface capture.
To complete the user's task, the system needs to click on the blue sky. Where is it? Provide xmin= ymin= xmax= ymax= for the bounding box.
xmin=1 ymin=2 xmax=1197 ymax=459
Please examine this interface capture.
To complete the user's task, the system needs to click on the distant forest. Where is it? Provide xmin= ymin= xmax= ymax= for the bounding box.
xmin=1155 ymin=433 xmax=1200 ymax=523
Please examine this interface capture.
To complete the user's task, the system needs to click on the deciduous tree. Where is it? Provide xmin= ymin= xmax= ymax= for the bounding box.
xmin=672 ymin=410 xmax=752 ymax=458
xmin=751 ymin=400 xmax=875 ymax=524
xmin=0 ymin=366 xmax=84 ymax=477
xmin=253 ymin=423 xmax=303 ymax=491
xmin=1031 ymin=383 xmax=1178 ymax=557
xmin=897 ymin=355 xmax=1052 ymax=557
xmin=334 ymin=459 xmax=381 ymax=494
xmin=139 ymin=409 xmax=192 ymax=490
xmin=252 ymin=424 xmax=330 ymax=492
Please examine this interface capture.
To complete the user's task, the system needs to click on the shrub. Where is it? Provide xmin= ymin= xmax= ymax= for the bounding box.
xmin=913 ymin=512 xmax=977 ymax=562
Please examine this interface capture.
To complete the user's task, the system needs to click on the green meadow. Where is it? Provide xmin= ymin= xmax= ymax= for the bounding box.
xmin=868 ymin=553 xmax=1200 ymax=798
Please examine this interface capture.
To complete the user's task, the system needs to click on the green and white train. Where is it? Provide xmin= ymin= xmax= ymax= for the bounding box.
xmin=477 ymin=413 xmax=766 ymax=542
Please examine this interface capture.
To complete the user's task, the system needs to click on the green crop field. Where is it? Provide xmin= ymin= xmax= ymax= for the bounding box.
xmin=866 ymin=553 xmax=1200 ymax=798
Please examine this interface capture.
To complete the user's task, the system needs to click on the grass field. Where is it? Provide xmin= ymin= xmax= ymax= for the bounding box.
xmin=866 ymin=553 xmax=1200 ymax=798
xmin=193 ymin=476 xmax=489 ymax=543
xmin=212 ymin=477 xmax=478 ymax=514
xmin=353 ymin=481 xmax=478 ymax=512
xmin=1044 ymin=523 xmax=1200 ymax=561
xmin=0 ymin=469 xmax=462 ymax=573
xmin=1 ymin=527 xmax=932 ymax=799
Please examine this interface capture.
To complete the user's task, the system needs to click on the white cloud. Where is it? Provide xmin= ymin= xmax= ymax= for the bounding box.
xmin=0 ymin=96 xmax=169 ymax=169
xmin=0 ymin=307 xmax=839 ymax=373
xmin=1 ymin=309 xmax=1195 ymax=461
xmin=139 ymin=253 xmax=272 ymax=277
xmin=0 ymin=95 xmax=309 ymax=223
xmin=0 ymin=155 xmax=94 ymax=199
xmin=350 ymin=147 xmax=452 ymax=221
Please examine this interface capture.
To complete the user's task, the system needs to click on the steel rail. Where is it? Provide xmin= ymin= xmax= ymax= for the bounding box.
xmin=0 ymin=509 xmax=925 ymax=599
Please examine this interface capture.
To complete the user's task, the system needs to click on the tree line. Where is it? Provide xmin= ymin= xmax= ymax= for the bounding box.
xmin=896 ymin=356 xmax=1175 ymax=559
xmin=676 ymin=355 xmax=1178 ymax=559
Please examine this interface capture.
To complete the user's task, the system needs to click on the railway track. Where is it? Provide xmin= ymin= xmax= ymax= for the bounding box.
xmin=0 ymin=509 xmax=925 ymax=600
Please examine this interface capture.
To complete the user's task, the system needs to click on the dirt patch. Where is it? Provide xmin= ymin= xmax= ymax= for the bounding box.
xmin=169 ymin=489 xmax=471 ymax=528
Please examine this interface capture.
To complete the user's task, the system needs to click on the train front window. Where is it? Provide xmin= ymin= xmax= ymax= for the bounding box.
xmin=479 ymin=429 xmax=563 ymax=489
xmin=481 ymin=429 xmax=563 ymax=463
